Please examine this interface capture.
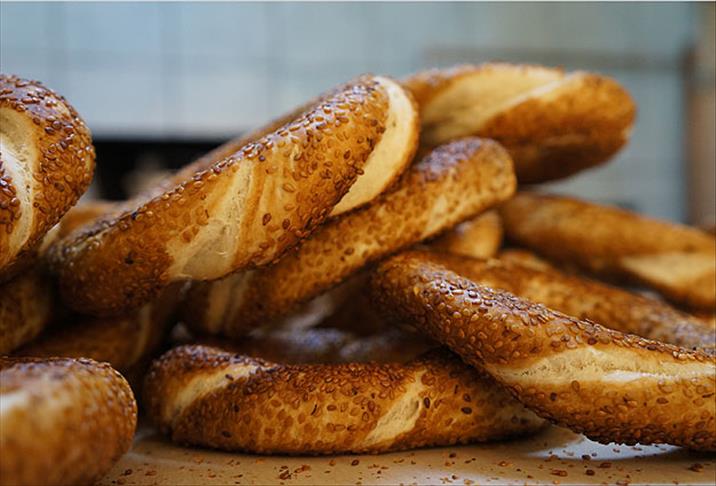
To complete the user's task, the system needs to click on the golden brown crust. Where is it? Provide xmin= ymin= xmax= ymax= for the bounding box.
xmin=15 ymin=285 xmax=181 ymax=374
xmin=182 ymin=137 xmax=516 ymax=337
xmin=501 ymin=192 xmax=716 ymax=311
xmin=0 ymin=75 xmax=95 ymax=280
xmin=0 ymin=357 xmax=137 ymax=485
xmin=0 ymin=201 xmax=121 ymax=354
xmin=403 ymin=64 xmax=559 ymax=109
xmin=497 ymin=248 xmax=555 ymax=271
xmin=371 ymin=251 xmax=716 ymax=451
xmin=49 ymin=76 xmax=417 ymax=316
xmin=431 ymin=210 xmax=503 ymax=259
xmin=146 ymin=77 xmax=419 ymax=219
xmin=403 ymin=63 xmax=635 ymax=183
xmin=419 ymin=252 xmax=716 ymax=354
xmin=143 ymin=339 xmax=545 ymax=455
xmin=0 ymin=267 xmax=54 ymax=354
xmin=55 ymin=199 xmax=117 ymax=240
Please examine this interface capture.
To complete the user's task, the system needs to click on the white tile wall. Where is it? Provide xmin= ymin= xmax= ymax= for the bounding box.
xmin=64 ymin=3 xmax=164 ymax=57
xmin=65 ymin=61 xmax=166 ymax=136
xmin=175 ymin=64 xmax=270 ymax=138
xmin=0 ymin=2 xmax=699 ymax=220
xmin=173 ymin=3 xmax=269 ymax=62
xmin=1 ymin=2 xmax=54 ymax=51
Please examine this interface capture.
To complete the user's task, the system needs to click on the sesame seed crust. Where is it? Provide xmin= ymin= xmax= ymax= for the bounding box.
xmin=371 ymin=251 xmax=716 ymax=451
xmin=403 ymin=63 xmax=635 ymax=183
xmin=501 ymin=192 xmax=716 ymax=311
xmin=421 ymin=252 xmax=716 ymax=354
xmin=138 ymin=76 xmax=419 ymax=219
xmin=143 ymin=336 xmax=545 ymax=455
xmin=0 ymin=357 xmax=137 ymax=485
xmin=182 ymin=137 xmax=516 ymax=337
xmin=49 ymin=76 xmax=410 ymax=316
xmin=0 ymin=74 xmax=95 ymax=280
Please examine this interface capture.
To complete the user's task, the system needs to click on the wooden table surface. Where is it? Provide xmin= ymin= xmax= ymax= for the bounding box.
xmin=100 ymin=423 xmax=716 ymax=485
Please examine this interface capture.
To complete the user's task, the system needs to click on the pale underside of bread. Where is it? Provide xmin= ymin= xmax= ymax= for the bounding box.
xmin=143 ymin=342 xmax=545 ymax=455
xmin=403 ymin=63 xmax=636 ymax=183
xmin=0 ymin=357 xmax=137 ymax=486
xmin=0 ymin=75 xmax=95 ymax=280
xmin=371 ymin=251 xmax=716 ymax=451
xmin=421 ymin=252 xmax=716 ymax=354
xmin=50 ymin=76 xmax=417 ymax=317
xmin=500 ymin=192 xmax=716 ymax=311
xmin=430 ymin=210 xmax=503 ymax=260
xmin=182 ymin=137 xmax=516 ymax=337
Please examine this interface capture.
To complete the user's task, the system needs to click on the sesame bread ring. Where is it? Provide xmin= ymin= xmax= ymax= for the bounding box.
xmin=0 ymin=75 xmax=95 ymax=281
xmin=371 ymin=251 xmax=716 ymax=451
xmin=143 ymin=337 xmax=545 ymax=455
xmin=501 ymin=192 xmax=716 ymax=311
xmin=410 ymin=251 xmax=716 ymax=354
xmin=403 ymin=63 xmax=635 ymax=183
xmin=49 ymin=76 xmax=418 ymax=317
xmin=182 ymin=137 xmax=516 ymax=337
xmin=0 ymin=357 xmax=137 ymax=485
xmin=431 ymin=210 xmax=503 ymax=259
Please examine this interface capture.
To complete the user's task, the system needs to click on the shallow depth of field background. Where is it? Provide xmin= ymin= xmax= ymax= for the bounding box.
xmin=1 ymin=2 xmax=714 ymax=225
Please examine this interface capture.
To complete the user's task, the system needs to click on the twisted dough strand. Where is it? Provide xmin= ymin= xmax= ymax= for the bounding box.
xmin=49 ymin=76 xmax=417 ymax=316
xmin=139 ymin=77 xmax=418 ymax=219
xmin=183 ymin=137 xmax=516 ymax=337
xmin=372 ymin=251 xmax=716 ymax=451
xmin=403 ymin=63 xmax=635 ymax=182
xmin=144 ymin=333 xmax=545 ymax=454
xmin=501 ymin=192 xmax=716 ymax=311
xmin=420 ymin=252 xmax=716 ymax=354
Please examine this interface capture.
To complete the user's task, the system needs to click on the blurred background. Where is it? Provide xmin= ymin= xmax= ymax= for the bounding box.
xmin=1 ymin=2 xmax=714 ymax=225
